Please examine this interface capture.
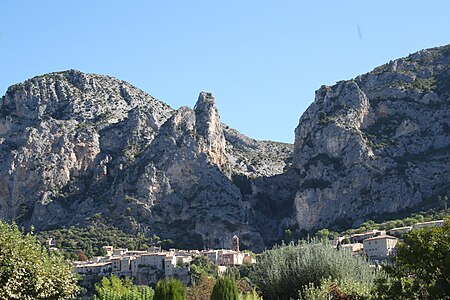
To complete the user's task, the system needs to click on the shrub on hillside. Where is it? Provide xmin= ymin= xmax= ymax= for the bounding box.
xmin=154 ymin=278 xmax=186 ymax=300
xmin=250 ymin=239 xmax=376 ymax=299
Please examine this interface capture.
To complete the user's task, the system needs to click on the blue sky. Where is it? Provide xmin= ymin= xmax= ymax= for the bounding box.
xmin=1 ymin=1 xmax=450 ymax=143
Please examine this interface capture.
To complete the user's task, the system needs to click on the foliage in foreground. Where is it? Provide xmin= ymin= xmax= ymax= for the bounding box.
xmin=154 ymin=278 xmax=186 ymax=300
xmin=251 ymin=239 xmax=376 ymax=300
xmin=0 ymin=220 xmax=79 ymax=300
xmin=375 ymin=217 xmax=450 ymax=299
xmin=299 ymin=277 xmax=373 ymax=300
xmin=187 ymin=275 xmax=261 ymax=300
xmin=187 ymin=275 xmax=216 ymax=300
xmin=210 ymin=276 xmax=239 ymax=300
xmin=93 ymin=275 xmax=154 ymax=300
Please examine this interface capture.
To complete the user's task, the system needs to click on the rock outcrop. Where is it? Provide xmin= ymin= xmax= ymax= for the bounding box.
xmin=1 ymin=45 xmax=449 ymax=250
xmin=292 ymin=45 xmax=450 ymax=230
xmin=0 ymin=70 xmax=292 ymax=250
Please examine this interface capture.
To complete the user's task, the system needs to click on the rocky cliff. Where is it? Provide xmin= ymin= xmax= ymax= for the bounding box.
xmin=1 ymin=45 xmax=449 ymax=250
xmin=292 ymin=45 xmax=450 ymax=231
xmin=0 ymin=70 xmax=293 ymax=250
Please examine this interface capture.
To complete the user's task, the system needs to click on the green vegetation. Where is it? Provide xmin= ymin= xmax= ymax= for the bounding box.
xmin=393 ymin=77 xmax=437 ymax=93
xmin=250 ymin=239 xmax=376 ymax=300
xmin=339 ymin=208 xmax=450 ymax=236
xmin=94 ymin=275 xmax=154 ymax=300
xmin=189 ymin=256 xmax=217 ymax=285
xmin=412 ymin=77 xmax=436 ymax=92
xmin=375 ymin=218 xmax=450 ymax=299
xmin=210 ymin=277 xmax=239 ymax=300
xmin=0 ymin=220 xmax=79 ymax=299
xmin=299 ymin=277 xmax=374 ymax=300
xmin=154 ymin=278 xmax=186 ymax=300
xmin=187 ymin=276 xmax=216 ymax=300
xmin=36 ymin=224 xmax=163 ymax=259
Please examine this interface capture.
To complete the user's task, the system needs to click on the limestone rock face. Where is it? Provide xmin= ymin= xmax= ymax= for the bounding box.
xmin=1 ymin=44 xmax=450 ymax=250
xmin=292 ymin=45 xmax=450 ymax=230
xmin=0 ymin=70 xmax=292 ymax=250
xmin=194 ymin=92 xmax=226 ymax=166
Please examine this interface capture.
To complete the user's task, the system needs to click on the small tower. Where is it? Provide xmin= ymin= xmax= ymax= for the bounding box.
xmin=232 ymin=235 xmax=240 ymax=252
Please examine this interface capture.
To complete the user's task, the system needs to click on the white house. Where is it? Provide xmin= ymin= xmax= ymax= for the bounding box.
xmin=413 ymin=220 xmax=444 ymax=229
xmin=363 ymin=235 xmax=398 ymax=259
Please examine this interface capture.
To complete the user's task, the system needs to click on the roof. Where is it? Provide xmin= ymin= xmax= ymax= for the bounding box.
xmin=363 ymin=235 xmax=398 ymax=242
xmin=414 ymin=220 xmax=444 ymax=225
xmin=351 ymin=230 xmax=384 ymax=237
xmin=389 ymin=226 xmax=412 ymax=231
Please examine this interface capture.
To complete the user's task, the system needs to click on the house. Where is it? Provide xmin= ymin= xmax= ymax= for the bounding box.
xmin=220 ymin=250 xmax=245 ymax=265
xmin=363 ymin=235 xmax=398 ymax=260
xmin=202 ymin=249 xmax=220 ymax=264
xmin=340 ymin=243 xmax=364 ymax=256
xmin=413 ymin=220 xmax=444 ymax=229
xmin=103 ymin=246 xmax=114 ymax=256
xmin=134 ymin=253 xmax=166 ymax=272
xmin=112 ymin=248 xmax=128 ymax=256
xmin=388 ymin=226 xmax=412 ymax=237
xmin=74 ymin=261 xmax=112 ymax=275
xmin=351 ymin=230 xmax=386 ymax=243
xmin=111 ymin=256 xmax=134 ymax=273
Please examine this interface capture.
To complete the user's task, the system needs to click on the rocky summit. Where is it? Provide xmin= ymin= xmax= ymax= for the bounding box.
xmin=1 ymin=45 xmax=450 ymax=251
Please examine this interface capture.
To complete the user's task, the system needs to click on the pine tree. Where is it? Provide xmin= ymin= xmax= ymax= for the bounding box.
xmin=154 ymin=278 xmax=186 ymax=300
xmin=210 ymin=277 xmax=239 ymax=300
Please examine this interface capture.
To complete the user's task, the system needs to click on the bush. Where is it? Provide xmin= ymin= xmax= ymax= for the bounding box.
xmin=299 ymin=277 xmax=373 ymax=300
xmin=0 ymin=221 xmax=79 ymax=299
xmin=94 ymin=275 xmax=154 ymax=300
xmin=210 ymin=277 xmax=239 ymax=300
xmin=375 ymin=218 xmax=450 ymax=299
xmin=154 ymin=278 xmax=186 ymax=300
xmin=250 ymin=239 xmax=376 ymax=300
xmin=187 ymin=276 xmax=215 ymax=300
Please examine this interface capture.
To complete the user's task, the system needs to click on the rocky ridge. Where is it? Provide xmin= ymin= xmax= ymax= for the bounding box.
xmin=0 ymin=70 xmax=292 ymax=250
xmin=1 ymin=45 xmax=450 ymax=250
xmin=293 ymin=45 xmax=450 ymax=231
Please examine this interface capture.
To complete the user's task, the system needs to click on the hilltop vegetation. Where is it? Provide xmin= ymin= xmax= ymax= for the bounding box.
xmin=36 ymin=223 xmax=171 ymax=260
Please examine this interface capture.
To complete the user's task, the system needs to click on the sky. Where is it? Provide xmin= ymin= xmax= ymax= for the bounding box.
xmin=1 ymin=1 xmax=450 ymax=143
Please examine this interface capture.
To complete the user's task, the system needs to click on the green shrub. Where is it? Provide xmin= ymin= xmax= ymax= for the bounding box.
xmin=94 ymin=275 xmax=154 ymax=300
xmin=240 ymin=289 xmax=263 ymax=300
xmin=210 ymin=277 xmax=239 ymax=300
xmin=375 ymin=218 xmax=450 ymax=299
xmin=154 ymin=278 xmax=186 ymax=300
xmin=0 ymin=221 xmax=79 ymax=299
xmin=299 ymin=277 xmax=373 ymax=300
xmin=251 ymin=239 xmax=376 ymax=300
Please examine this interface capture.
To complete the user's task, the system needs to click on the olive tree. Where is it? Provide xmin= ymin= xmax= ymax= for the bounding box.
xmin=0 ymin=220 xmax=79 ymax=299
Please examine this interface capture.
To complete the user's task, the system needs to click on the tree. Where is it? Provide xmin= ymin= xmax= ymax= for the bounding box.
xmin=375 ymin=218 xmax=450 ymax=299
xmin=94 ymin=275 xmax=154 ymax=300
xmin=251 ymin=239 xmax=376 ymax=300
xmin=0 ymin=220 xmax=79 ymax=299
xmin=315 ymin=229 xmax=338 ymax=240
xmin=154 ymin=278 xmax=186 ymax=300
xmin=187 ymin=275 xmax=216 ymax=300
xmin=210 ymin=277 xmax=239 ymax=300
xmin=190 ymin=255 xmax=216 ymax=285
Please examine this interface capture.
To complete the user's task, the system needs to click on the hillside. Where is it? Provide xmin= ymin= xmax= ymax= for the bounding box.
xmin=1 ymin=45 xmax=450 ymax=250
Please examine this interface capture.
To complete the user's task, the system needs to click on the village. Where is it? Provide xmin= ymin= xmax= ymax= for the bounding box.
xmin=333 ymin=219 xmax=445 ymax=262
xmin=71 ymin=235 xmax=255 ymax=286
xmin=68 ymin=219 xmax=444 ymax=287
